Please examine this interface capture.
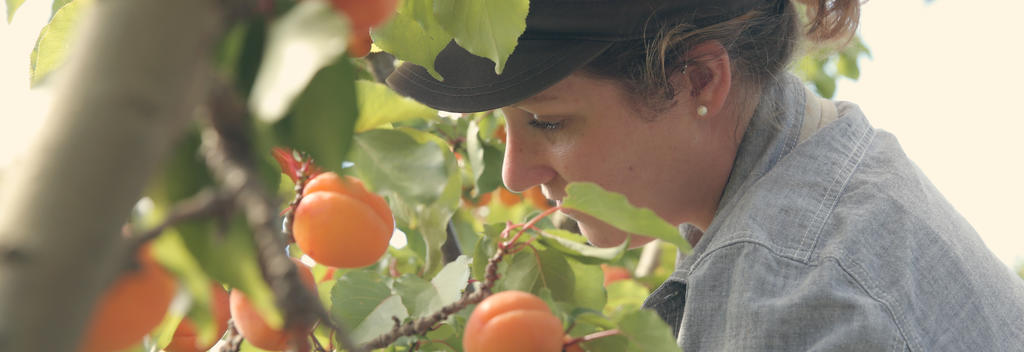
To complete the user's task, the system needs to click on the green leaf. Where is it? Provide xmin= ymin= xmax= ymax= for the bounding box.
xmin=148 ymin=300 xmax=187 ymax=351
xmin=145 ymin=126 xmax=214 ymax=205
xmin=604 ymin=279 xmax=648 ymax=320
xmin=836 ymin=53 xmax=860 ymax=80
xmin=51 ymin=0 xmax=73 ymax=18
xmin=562 ymin=182 xmax=690 ymax=254
xmin=5 ymin=0 xmax=24 ymax=22
xmin=812 ymin=74 xmax=836 ymax=99
xmin=537 ymin=228 xmax=628 ymax=264
xmin=354 ymin=80 xmax=438 ymax=132
xmin=566 ymin=259 xmax=607 ymax=311
xmin=495 ymin=247 xmax=575 ymax=303
xmin=331 ymin=270 xmax=391 ymax=326
xmin=412 ymin=162 xmax=462 ymax=277
xmin=233 ymin=20 xmax=268 ymax=98
xmin=402 ymin=226 xmax=428 ymax=263
xmin=371 ymin=0 xmax=452 ymax=80
xmin=179 ymin=216 xmax=281 ymax=329
xmin=536 ymin=247 xmax=575 ymax=302
xmin=144 ymin=127 xmax=278 ymax=330
xmin=431 ymin=255 xmax=470 ymax=303
xmin=618 ymin=310 xmax=680 ymax=352
xmin=451 ymin=209 xmax=481 ymax=257
xmin=498 ymin=251 xmax=539 ymax=293
xmin=350 ymin=295 xmax=409 ymax=344
xmin=30 ymin=0 xmax=90 ymax=86
xmin=354 ymin=128 xmax=460 ymax=277
xmin=393 ymin=255 xmax=468 ymax=319
xmin=286 ymin=57 xmax=359 ymax=172
xmin=425 ymin=323 xmax=456 ymax=341
xmin=331 ymin=270 xmax=410 ymax=344
xmin=466 ymin=121 xmax=503 ymax=195
xmin=583 ymin=334 xmax=630 ymax=352
xmin=394 ymin=274 xmax=441 ymax=318
xmin=471 ymin=227 xmax=499 ymax=281
xmin=150 ymin=232 xmax=221 ymax=345
xmin=568 ymin=308 xmax=616 ymax=330
xmin=351 ymin=129 xmax=448 ymax=204
xmin=249 ymin=0 xmax=349 ymax=122
xmin=433 ymin=0 xmax=528 ymax=74
xmin=331 ymin=270 xmax=409 ymax=344
xmin=240 ymin=338 xmax=277 ymax=352
xmin=419 ymin=341 xmax=458 ymax=351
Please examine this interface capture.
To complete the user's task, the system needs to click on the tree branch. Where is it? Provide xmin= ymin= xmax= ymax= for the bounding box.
xmin=129 ymin=188 xmax=235 ymax=248
xmin=216 ymin=319 xmax=245 ymax=352
xmin=361 ymin=222 xmax=519 ymax=349
xmin=199 ymin=77 xmax=363 ymax=352
xmin=0 ymin=0 xmax=224 ymax=350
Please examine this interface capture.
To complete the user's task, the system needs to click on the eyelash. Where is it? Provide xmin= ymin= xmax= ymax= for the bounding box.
xmin=528 ymin=119 xmax=562 ymax=130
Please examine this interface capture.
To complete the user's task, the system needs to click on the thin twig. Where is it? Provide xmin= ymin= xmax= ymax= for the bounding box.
xmin=565 ymin=328 xmax=622 ymax=348
xmin=507 ymin=206 xmax=561 ymax=245
xmin=217 ymin=320 xmax=245 ymax=352
xmin=282 ymin=161 xmax=312 ymax=244
xmin=200 ymin=76 xmax=363 ymax=352
xmin=310 ymin=331 xmax=327 ymax=352
xmin=129 ymin=188 xmax=234 ymax=248
xmin=361 ymin=219 xmax=527 ymax=349
xmin=360 ymin=207 xmax=564 ymax=349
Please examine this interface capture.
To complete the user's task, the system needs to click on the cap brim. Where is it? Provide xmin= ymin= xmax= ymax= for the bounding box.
xmin=386 ymin=39 xmax=613 ymax=113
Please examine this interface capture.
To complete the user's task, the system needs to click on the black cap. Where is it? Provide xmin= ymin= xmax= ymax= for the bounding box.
xmin=386 ymin=0 xmax=762 ymax=113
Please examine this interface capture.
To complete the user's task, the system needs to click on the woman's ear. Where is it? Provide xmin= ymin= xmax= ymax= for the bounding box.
xmin=680 ymin=41 xmax=731 ymax=118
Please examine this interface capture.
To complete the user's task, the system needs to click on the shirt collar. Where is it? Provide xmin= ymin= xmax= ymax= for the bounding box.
xmin=671 ymin=73 xmax=809 ymax=281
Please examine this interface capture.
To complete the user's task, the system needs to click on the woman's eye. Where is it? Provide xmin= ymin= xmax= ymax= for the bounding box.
xmin=528 ymin=119 xmax=562 ymax=130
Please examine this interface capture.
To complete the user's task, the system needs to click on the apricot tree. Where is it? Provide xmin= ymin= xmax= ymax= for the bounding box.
xmin=0 ymin=0 xmax=867 ymax=351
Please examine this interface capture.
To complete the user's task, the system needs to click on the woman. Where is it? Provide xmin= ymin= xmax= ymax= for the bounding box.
xmin=387 ymin=0 xmax=1024 ymax=350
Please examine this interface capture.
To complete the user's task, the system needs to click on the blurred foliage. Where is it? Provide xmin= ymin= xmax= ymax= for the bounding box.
xmin=11 ymin=0 xmax=884 ymax=350
xmin=791 ymin=35 xmax=871 ymax=98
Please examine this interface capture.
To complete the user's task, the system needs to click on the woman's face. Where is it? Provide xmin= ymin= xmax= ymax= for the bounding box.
xmin=501 ymin=73 xmax=739 ymax=247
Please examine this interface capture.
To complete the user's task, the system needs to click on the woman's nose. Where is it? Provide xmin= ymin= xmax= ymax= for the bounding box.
xmin=501 ymin=123 xmax=555 ymax=193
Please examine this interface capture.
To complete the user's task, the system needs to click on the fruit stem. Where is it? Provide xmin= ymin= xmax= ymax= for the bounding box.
xmin=565 ymin=329 xmax=622 ymax=348
xmin=310 ymin=330 xmax=328 ymax=352
xmin=283 ymin=159 xmax=314 ymax=244
xmin=505 ymin=206 xmax=562 ymax=246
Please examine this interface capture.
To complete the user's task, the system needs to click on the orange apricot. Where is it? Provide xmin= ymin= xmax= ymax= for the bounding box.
xmin=524 ymin=186 xmax=551 ymax=210
xmin=302 ymin=172 xmax=368 ymax=200
xmin=563 ymin=334 xmax=585 ymax=352
xmin=294 ymin=192 xmax=390 ymax=268
xmin=463 ymin=291 xmax=563 ymax=352
xmin=330 ymin=0 xmax=399 ymax=33
xmin=165 ymin=283 xmax=231 ymax=352
xmin=497 ymin=187 xmax=522 ymax=206
xmin=229 ymin=258 xmax=316 ymax=351
xmin=347 ymin=30 xmax=373 ymax=57
xmin=601 ymin=264 xmax=631 ymax=286
xmin=302 ymin=172 xmax=394 ymax=236
xmin=463 ymin=191 xmax=492 ymax=208
xmin=78 ymin=245 xmax=178 ymax=352
xmin=493 ymin=125 xmax=507 ymax=144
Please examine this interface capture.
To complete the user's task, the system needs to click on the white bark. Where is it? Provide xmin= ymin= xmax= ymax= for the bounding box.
xmin=0 ymin=0 xmax=222 ymax=350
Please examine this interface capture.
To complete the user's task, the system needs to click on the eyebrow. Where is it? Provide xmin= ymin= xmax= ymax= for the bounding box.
xmin=517 ymin=93 xmax=559 ymax=106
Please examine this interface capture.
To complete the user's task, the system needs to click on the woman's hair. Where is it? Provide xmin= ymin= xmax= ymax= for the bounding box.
xmin=581 ymin=0 xmax=862 ymax=112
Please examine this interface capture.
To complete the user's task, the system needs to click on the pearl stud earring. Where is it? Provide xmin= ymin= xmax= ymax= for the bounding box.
xmin=696 ymin=105 xmax=708 ymax=116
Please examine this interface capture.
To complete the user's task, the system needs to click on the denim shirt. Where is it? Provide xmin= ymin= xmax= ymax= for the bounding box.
xmin=643 ymin=74 xmax=1024 ymax=351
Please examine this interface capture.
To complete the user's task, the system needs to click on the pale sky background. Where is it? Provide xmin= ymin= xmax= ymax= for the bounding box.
xmin=1 ymin=1 xmax=1022 ymax=268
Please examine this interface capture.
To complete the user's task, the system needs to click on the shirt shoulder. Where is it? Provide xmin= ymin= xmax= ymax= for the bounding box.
xmin=682 ymin=240 xmax=908 ymax=351
xmin=691 ymin=102 xmax=1024 ymax=350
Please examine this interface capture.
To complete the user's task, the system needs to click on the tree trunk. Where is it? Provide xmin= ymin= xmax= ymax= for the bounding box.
xmin=0 ymin=0 xmax=222 ymax=350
